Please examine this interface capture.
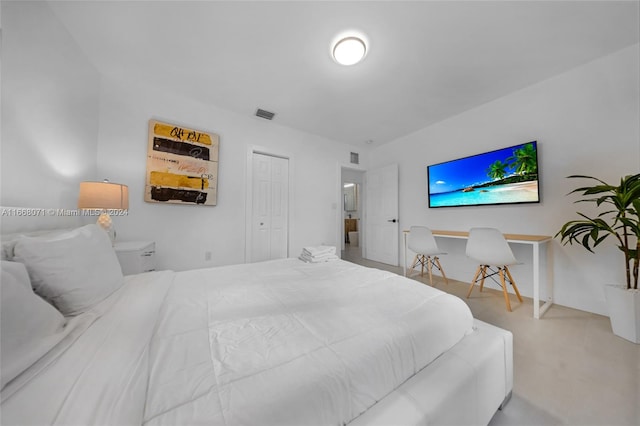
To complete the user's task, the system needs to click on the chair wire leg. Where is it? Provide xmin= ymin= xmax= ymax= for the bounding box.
xmin=499 ymin=268 xmax=512 ymax=312
xmin=505 ymin=266 xmax=523 ymax=302
xmin=411 ymin=256 xmax=416 ymax=275
xmin=427 ymin=256 xmax=434 ymax=286
xmin=467 ymin=266 xmax=482 ymax=298
xmin=479 ymin=265 xmax=487 ymax=292
xmin=409 ymin=255 xmax=419 ymax=277
xmin=434 ymin=257 xmax=449 ymax=285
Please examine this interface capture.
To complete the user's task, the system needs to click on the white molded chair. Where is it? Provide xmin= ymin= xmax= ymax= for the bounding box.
xmin=407 ymin=226 xmax=448 ymax=286
xmin=465 ymin=227 xmax=523 ymax=311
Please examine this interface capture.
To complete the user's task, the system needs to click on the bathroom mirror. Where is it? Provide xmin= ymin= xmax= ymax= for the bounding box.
xmin=343 ymin=183 xmax=358 ymax=212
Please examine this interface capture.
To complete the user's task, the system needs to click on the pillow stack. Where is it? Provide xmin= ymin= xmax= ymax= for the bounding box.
xmin=1 ymin=224 xmax=125 ymax=389
xmin=13 ymin=224 xmax=124 ymax=316
xmin=0 ymin=261 xmax=66 ymax=388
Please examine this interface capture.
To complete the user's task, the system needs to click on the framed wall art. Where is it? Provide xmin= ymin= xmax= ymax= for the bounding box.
xmin=145 ymin=120 xmax=219 ymax=206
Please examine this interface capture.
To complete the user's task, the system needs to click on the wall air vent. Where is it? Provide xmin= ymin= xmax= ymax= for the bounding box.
xmin=350 ymin=152 xmax=359 ymax=165
xmin=255 ymin=108 xmax=275 ymax=120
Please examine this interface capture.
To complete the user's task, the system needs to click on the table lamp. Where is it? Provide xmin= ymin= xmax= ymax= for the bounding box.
xmin=78 ymin=180 xmax=129 ymax=240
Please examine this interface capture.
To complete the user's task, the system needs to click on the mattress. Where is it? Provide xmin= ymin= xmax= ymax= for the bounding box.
xmin=1 ymin=258 xmax=481 ymax=425
xmin=144 ymin=259 xmax=474 ymax=425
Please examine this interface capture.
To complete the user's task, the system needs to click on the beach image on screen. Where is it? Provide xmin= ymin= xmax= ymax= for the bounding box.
xmin=428 ymin=142 xmax=539 ymax=208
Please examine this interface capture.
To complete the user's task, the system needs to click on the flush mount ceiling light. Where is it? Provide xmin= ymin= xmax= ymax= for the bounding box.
xmin=332 ymin=36 xmax=367 ymax=66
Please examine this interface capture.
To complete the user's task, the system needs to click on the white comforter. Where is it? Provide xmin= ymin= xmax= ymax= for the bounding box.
xmin=1 ymin=259 xmax=473 ymax=426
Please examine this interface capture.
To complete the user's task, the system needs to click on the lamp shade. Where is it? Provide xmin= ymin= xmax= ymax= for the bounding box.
xmin=78 ymin=181 xmax=129 ymax=210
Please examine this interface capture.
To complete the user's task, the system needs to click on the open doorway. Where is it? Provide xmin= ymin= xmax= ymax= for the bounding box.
xmin=341 ymin=168 xmax=365 ymax=260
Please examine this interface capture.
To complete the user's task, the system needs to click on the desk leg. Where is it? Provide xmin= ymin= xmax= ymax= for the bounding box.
xmin=539 ymin=240 xmax=554 ymax=318
xmin=533 ymin=240 xmax=554 ymax=319
xmin=533 ymin=243 xmax=541 ymax=319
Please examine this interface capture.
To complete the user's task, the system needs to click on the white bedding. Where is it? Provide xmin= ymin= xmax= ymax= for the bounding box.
xmin=1 ymin=271 xmax=175 ymax=426
xmin=1 ymin=258 xmax=474 ymax=426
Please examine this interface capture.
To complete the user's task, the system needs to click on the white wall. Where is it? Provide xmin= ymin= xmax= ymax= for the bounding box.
xmin=0 ymin=0 xmax=366 ymax=269
xmin=1 ymin=2 xmax=99 ymax=213
xmin=0 ymin=1 xmax=100 ymax=231
xmin=369 ymin=45 xmax=640 ymax=315
xmin=96 ymin=76 xmax=366 ymax=271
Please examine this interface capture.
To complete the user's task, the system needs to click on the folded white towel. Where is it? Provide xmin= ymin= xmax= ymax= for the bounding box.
xmin=299 ymin=253 xmax=339 ymax=263
xmin=302 ymin=245 xmax=336 ymax=257
xmin=305 ymin=251 xmax=335 ymax=260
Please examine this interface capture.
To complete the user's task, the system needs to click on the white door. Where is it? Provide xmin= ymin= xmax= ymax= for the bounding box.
xmin=251 ymin=153 xmax=289 ymax=262
xmin=365 ymin=164 xmax=399 ymax=265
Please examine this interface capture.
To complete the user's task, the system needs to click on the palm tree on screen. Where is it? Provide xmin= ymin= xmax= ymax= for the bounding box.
xmin=487 ymin=160 xmax=508 ymax=181
xmin=508 ymin=143 xmax=537 ymax=175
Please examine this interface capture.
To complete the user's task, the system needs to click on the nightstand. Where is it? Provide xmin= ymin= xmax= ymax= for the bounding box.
xmin=113 ymin=241 xmax=156 ymax=275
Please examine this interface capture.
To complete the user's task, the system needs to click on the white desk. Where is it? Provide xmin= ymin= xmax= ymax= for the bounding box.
xmin=403 ymin=230 xmax=554 ymax=319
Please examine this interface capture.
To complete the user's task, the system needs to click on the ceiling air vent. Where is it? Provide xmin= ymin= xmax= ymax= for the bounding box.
xmin=255 ymin=108 xmax=275 ymax=120
xmin=350 ymin=152 xmax=359 ymax=165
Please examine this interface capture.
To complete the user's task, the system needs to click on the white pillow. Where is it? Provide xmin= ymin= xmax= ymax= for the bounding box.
xmin=2 ymin=229 xmax=75 ymax=261
xmin=1 ymin=261 xmax=67 ymax=389
xmin=13 ymin=224 xmax=124 ymax=316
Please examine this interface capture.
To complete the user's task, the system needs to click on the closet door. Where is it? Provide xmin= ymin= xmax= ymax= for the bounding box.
xmin=251 ymin=153 xmax=289 ymax=262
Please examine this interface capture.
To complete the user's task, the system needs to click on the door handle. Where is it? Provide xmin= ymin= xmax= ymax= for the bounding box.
xmin=387 ymin=219 xmax=397 ymax=223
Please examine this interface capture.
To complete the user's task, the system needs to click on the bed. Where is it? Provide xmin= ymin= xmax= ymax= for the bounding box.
xmin=1 ymin=224 xmax=512 ymax=425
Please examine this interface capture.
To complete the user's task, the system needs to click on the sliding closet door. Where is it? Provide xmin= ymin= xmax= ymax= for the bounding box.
xmin=250 ymin=152 xmax=289 ymax=262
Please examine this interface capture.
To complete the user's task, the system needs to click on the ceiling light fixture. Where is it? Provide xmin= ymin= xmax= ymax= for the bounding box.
xmin=333 ymin=36 xmax=367 ymax=66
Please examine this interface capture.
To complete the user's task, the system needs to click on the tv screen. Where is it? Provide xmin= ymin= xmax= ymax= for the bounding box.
xmin=427 ymin=141 xmax=539 ymax=208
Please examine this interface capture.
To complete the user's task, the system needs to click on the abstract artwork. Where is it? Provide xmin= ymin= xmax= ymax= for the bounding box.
xmin=145 ymin=120 xmax=219 ymax=206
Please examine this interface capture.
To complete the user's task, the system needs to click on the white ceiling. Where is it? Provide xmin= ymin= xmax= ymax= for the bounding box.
xmin=47 ymin=0 xmax=639 ymax=148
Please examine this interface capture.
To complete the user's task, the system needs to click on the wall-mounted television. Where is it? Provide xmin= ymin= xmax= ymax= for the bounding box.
xmin=427 ymin=141 xmax=539 ymax=208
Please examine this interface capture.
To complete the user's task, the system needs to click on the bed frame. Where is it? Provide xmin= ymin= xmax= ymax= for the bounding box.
xmin=1 ymin=216 xmax=513 ymax=425
xmin=350 ymin=320 xmax=513 ymax=425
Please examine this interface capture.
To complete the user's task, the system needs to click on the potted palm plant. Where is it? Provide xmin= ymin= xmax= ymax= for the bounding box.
xmin=556 ymin=174 xmax=640 ymax=343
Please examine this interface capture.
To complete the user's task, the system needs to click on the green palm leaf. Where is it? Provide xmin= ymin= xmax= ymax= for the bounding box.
xmin=556 ymin=174 xmax=640 ymax=290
